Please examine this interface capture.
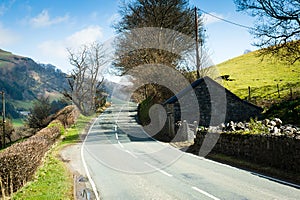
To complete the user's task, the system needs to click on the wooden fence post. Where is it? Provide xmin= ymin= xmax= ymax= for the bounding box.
xmin=248 ymin=86 xmax=251 ymax=101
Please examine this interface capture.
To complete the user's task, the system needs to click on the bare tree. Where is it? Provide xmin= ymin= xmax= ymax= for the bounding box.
xmin=234 ymin=0 xmax=300 ymax=64
xmin=64 ymin=42 xmax=107 ymax=115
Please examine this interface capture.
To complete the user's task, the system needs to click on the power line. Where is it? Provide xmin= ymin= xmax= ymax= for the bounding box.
xmin=197 ymin=8 xmax=255 ymax=30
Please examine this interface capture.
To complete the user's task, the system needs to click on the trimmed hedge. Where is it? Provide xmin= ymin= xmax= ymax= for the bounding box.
xmin=0 ymin=122 xmax=62 ymax=196
xmin=0 ymin=105 xmax=78 ymax=197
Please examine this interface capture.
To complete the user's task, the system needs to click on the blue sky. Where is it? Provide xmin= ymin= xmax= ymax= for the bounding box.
xmin=0 ymin=0 xmax=256 ymax=73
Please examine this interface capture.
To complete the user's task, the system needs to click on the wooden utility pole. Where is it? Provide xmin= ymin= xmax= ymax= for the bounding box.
xmin=1 ymin=91 xmax=5 ymax=148
xmin=195 ymin=7 xmax=200 ymax=79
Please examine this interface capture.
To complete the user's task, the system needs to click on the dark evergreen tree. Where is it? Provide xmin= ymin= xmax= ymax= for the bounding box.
xmin=26 ymin=96 xmax=51 ymax=129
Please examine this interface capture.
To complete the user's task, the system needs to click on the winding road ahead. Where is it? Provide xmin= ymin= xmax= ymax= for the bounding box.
xmin=82 ymin=103 xmax=300 ymax=200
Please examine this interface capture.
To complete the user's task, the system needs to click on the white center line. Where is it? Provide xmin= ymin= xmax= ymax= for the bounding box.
xmin=117 ymin=140 xmax=124 ymax=148
xmin=144 ymin=162 xmax=173 ymax=177
xmin=125 ymin=150 xmax=138 ymax=158
xmin=192 ymin=186 xmax=220 ymax=200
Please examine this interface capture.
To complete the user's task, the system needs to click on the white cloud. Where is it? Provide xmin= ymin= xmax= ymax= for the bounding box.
xmin=0 ymin=23 xmax=19 ymax=46
xmin=37 ymin=25 xmax=104 ymax=72
xmin=38 ymin=40 xmax=67 ymax=59
xmin=30 ymin=9 xmax=69 ymax=28
xmin=202 ymin=12 xmax=223 ymax=25
xmin=66 ymin=25 xmax=103 ymax=47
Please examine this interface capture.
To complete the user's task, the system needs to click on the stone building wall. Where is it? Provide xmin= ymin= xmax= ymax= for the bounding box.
xmin=172 ymin=77 xmax=263 ymax=126
xmin=162 ymin=77 xmax=263 ymax=139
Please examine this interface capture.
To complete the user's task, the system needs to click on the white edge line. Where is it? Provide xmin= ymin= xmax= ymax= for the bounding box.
xmin=185 ymin=151 xmax=300 ymax=189
xmin=144 ymin=162 xmax=173 ymax=177
xmin=192 ymin=186 xmax=220 ymax=200
xmin=81 ymin=117 xmax=101 ymax=200
xmin=250 ymin=171 xmax=300 ymax=189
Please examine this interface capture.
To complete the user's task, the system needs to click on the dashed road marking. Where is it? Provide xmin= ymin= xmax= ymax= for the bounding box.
xmin=145 ymin=162 xmax=173 ymax=177
xmin=192 ymin=186 xmax=220 ymax=200
xmin=125 ymin=150 xmax=138 ymax=158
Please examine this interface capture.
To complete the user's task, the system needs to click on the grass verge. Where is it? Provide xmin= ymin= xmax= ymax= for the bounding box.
xmin=11 ymin=114 xmax=96 ymax=199
xmin=12 ymin=149 xmax=73 ymax=200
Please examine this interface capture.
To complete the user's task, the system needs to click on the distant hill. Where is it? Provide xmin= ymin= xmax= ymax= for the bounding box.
xmin=216 ymin=50 xmax=300 ymax=103
xmin=0 ymin=49 xmax=68 ymax=117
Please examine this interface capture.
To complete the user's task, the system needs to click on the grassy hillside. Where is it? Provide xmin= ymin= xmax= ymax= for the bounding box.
xmin=216 ymin=51 xmax=300 ymax=103
xmin=0 ymin=49 xmax=69 ymax=117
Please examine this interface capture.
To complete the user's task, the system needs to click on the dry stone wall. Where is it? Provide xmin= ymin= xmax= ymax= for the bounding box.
xmin=191 ymin=121 xmax=300 ymax=173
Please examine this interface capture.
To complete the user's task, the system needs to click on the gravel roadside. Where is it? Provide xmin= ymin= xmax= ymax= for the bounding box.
xmin=60 ymin=118 xmax=97 ymax=200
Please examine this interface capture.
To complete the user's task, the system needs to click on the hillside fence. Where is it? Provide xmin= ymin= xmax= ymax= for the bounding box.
xmin=246 ymin=83 xmax=300 ymax=104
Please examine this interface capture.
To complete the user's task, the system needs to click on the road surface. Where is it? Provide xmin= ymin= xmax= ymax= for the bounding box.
xmin=82 ymin=103 xmax=300 ymax=200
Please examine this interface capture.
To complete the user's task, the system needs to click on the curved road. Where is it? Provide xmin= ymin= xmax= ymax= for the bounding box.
xmin=82 ymin=103 xmax=300 ymax=200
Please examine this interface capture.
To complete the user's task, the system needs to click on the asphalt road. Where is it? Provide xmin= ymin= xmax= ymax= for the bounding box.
xmin=82 ymin=103 xmax=300 ymax=200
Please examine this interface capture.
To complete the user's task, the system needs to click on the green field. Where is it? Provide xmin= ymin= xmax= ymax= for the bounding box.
xmin=0 ymin=49 xmax=16 ymax=68
xmin=216 ymin=51 xmax=300 ymax=102
xmin=12 ymin=118 xmax=25 ymax=127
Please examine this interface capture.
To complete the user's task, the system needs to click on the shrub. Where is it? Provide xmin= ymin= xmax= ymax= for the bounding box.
xmin=26 ymin=96 xmax=51 ymax=129
xmin=138 ymin=96 xmax=155 ymax=125
xmin=247 ymin=118 xmax=269 ymax=134
xmin=264 ymin=97 xmax=300 ymax=126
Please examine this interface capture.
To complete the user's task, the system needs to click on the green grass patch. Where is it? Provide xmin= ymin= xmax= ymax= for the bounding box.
xmin=12 ymin=113 xmax=96 ymax=199
xmin=216 ymin=51 xmax=300 ymax=101
xmin=60 ymin=114 xmax=96 ymax=146
xmin=11 ymin=100 xmax=33 ymax=110
xmin=12 ymin=150 xmax=73 ymax=200
xmin=214 ymin=50 xmax=300 ymax=125
xmin=11 ymin=118 xmax=25 ymax=127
